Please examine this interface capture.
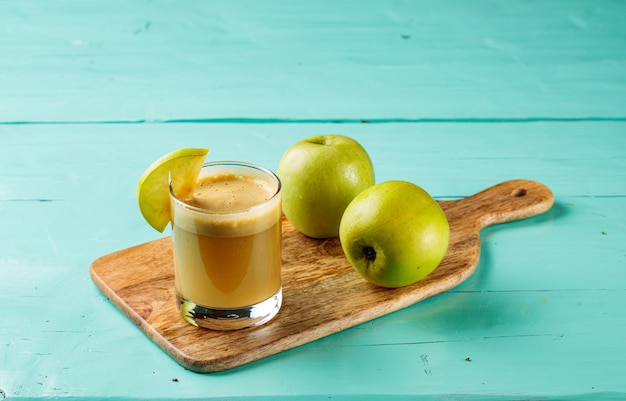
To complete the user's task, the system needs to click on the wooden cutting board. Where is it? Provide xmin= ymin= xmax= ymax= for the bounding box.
xmin=90 ymin=179 xmax=553 ymax=373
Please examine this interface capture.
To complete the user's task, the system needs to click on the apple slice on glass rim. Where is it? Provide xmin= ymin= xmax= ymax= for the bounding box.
xmin=137 ymin=148 xmax=209 ymax=232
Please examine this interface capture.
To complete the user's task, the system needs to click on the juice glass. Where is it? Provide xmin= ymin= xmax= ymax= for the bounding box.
xmin=170 ymin=161 xmax=282 ymax=330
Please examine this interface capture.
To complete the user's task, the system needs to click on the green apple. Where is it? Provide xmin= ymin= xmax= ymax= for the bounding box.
xmin=277 ymin=135 xmax=375 ymax=238
xmin=339 ymin=180 xmax=449 ymax=288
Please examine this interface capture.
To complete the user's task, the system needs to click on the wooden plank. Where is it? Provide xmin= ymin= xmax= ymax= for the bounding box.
xmin=1 ymin=0 xmax=625 ymax=122
xmin=90 ymin=180 xmax=553 ymax=372
xmin=2 ymin=124 xmax=624 ymax=398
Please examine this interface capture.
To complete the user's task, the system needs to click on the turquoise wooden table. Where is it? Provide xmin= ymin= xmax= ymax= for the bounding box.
xmin=1 ymin=1 xmax=625 ymax=400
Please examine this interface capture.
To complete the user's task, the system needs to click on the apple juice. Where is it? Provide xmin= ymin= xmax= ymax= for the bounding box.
xmin=170 ymin=163 xmax=282 ymax=312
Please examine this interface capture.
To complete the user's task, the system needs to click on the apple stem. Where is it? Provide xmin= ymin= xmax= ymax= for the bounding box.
xmin=363 ymin=246 xmax=376 ymax=261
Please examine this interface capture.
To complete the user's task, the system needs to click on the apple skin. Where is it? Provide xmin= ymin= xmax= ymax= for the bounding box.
xmin=339 ymin=180 xmax=449 ymax=288
xmin=277 ymin=135 xmax=375 ymax=238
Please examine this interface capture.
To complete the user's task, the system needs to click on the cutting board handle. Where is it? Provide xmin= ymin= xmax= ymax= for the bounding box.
xmin=443 ymin=179 xmax=554 ymax=229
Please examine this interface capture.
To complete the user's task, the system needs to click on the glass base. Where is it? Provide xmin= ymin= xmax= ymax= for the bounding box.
xmin=176 ymin=288 xmax=282 ymax=330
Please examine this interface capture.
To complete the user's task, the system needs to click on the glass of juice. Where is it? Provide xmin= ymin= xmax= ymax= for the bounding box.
xmin=170 ymin=161 xmax=282 ymax=330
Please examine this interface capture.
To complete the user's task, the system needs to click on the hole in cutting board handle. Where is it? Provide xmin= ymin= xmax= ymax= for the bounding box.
xmin=511 ymin=188 xmax=527 ymax=197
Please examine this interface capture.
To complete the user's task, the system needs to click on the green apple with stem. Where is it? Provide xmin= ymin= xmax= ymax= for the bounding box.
xmin=339 ymin=180 xmax=450 ymax=288
xmin=277 ymin=134 xmax=375 ymax=238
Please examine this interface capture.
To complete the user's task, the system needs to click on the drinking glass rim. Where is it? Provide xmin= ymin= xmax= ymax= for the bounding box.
xmin=169 ymin=160 xmax=282 ymax=215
